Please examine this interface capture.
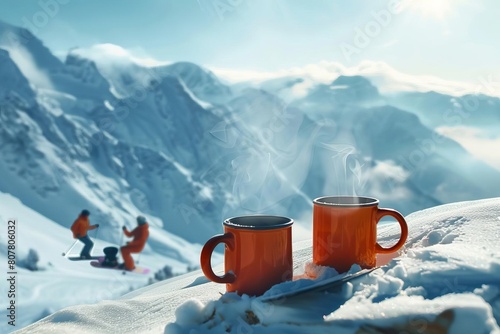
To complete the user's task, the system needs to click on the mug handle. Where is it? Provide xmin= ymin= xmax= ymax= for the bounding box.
xmin=375 ymin=208 xmax=409 ymax=254
xmin=200 ymin=233 xmax=236 ymax=284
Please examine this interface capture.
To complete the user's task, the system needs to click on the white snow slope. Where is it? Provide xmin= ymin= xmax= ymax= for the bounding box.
xmin=0 ymin=191 xmax=206 ymax=334
xmin=15 ymin=198 xmax=500 ymax=334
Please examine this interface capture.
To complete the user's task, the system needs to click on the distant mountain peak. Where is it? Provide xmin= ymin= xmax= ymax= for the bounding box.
xmin=165 ymin=61 xmax=211 ymax=73
xmin=64 ymin=52 xmax=108 ymax=84
xmin=0 ymin=19 xmax=63 ymax=69
xmin=155 ymin=61 xmax=232 ymax=104
xmin=331 ymin=75 xmax=374 ymax=88
xmin=156 ymin=61 xmax=220 ymax=85
xmin=0 ymin=19 xmax=34 ymax=44
xmin=0 ymin=47 xmax=35 ymax=103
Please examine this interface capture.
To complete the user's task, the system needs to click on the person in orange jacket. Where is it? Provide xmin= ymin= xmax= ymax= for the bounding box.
xmin=71 ymin=210 xmax=99 ymax=259
xmin=119 ymin=215 xmax=149 ymax=271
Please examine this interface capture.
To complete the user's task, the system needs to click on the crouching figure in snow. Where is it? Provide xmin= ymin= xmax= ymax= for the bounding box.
xmin=119 ymin=215 xmax=149 ymax=271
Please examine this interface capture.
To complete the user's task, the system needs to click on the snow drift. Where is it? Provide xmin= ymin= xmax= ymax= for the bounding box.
xmin=15 ymin=198 xmax=500 ymax=333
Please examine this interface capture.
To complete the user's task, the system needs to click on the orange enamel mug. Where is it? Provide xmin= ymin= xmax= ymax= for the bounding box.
xmin=313 ymin=196 xmax=408 ymax=273
xmin=200 ymin=215 xmax=293 ymax=296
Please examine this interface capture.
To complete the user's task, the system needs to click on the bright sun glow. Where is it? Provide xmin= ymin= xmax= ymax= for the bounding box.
xmin=403 ymin=0 xmax=452 ymax=20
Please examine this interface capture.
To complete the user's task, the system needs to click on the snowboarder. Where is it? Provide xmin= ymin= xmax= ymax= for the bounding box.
xmin=71 ymin=210 xmax=99 ymax=259
xmin=119 ymin=215 xmax=149 ymax=271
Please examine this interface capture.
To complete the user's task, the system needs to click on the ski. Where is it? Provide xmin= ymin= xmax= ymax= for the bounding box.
xmin=261 ymin=267 xmax=377 ymax=303
xmin=90 ymin=260 xmax=150 ymax=275
xmin=67 ymin=256 xmax=104 ymax=261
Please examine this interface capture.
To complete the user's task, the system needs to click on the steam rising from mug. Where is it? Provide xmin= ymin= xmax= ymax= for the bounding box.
xmin=220 ymin=99 xmax=322 ymax=216
xmin=321 ymin=143 xmax=366 ymax=198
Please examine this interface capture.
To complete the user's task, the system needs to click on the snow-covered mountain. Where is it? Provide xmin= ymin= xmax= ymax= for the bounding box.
xmin=2 ymin=18 xmax=500 ymax=244
xmin=387 ymin=90 xmax=500 ymax=131
xmin=220 ymin=60 xmax=499 ymax=98
xmin=154 ymin=62 xmax=233 ymax=104
xmin=0 ymin=21 xmax=232 ymax=246
xmin=1 ymin=18 xmax=500 ymax=331
xmin=0 ymin=21 xmax=113 ymax=101
xmin=291 ymin=75 xmax=385 ymax=115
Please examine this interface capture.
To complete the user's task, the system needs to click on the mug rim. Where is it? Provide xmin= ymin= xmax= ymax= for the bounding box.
xmin=313 ymin=196 xmax=379 ymax=207
xmin=223 ymin=215 xmax=293 ymax=230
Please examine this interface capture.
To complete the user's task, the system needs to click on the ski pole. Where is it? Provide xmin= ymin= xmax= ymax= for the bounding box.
xmin=62 ymin=240 xmax=78 ymax=257
xmin=94 ymin=225 xmax=100 ymax=241
xmin=119 ymin=226 xmax=124 ymax=247
xmin=91 ymin=225 xmax=100 ymax=245
xmin=136 ymin=253 xmax=141 ymax=265
xmin=90 ymin=226 xmax=100 ymax=256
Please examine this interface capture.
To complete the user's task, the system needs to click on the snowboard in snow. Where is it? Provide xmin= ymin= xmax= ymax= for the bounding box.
xmin=90 ymin=259 xmax=150 ymax=274
xmin=67 ymin=256 xmax=104 ymax=261
xmin=260 ymin=267 xmax=376 ymax=303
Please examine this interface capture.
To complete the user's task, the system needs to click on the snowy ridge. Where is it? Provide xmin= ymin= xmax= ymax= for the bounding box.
xmin=15 ymin=198 xmax=500 ymax=333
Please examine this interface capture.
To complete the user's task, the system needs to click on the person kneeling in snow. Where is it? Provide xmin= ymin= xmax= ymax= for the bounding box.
xmin=71 ymin=210 xmax=99 ymax=259
xmin=119 ymin=216 xmax=149 ymax=271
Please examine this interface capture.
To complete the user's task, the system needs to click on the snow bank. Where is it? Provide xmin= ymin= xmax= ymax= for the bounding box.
xmin=15 ymin=198 xmax=500 ymax=333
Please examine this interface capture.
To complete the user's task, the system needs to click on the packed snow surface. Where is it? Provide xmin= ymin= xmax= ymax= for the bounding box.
xmin=0 ymin=191 xmax=204 ymax=333
xmin=15 ymin=198 xmax=500 ymax=333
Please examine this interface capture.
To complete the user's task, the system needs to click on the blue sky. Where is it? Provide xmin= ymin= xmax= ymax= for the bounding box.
xmin=0 ymin=0 xmax=498 ymax=83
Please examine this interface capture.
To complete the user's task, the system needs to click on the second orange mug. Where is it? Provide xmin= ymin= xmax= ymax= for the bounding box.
xmin=313 ymin=196 xmax=408 ymax=273
xmin=200 ymin=215 xmax=293 ymax=296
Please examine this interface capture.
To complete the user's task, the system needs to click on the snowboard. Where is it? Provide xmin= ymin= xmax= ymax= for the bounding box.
xmin=260 ymin=267 xmax=376 ymax=303
xmin=67 ymin=256 xmax=104 ymax=261
xmin=90 ymin=259 xmax=151 ymax=274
